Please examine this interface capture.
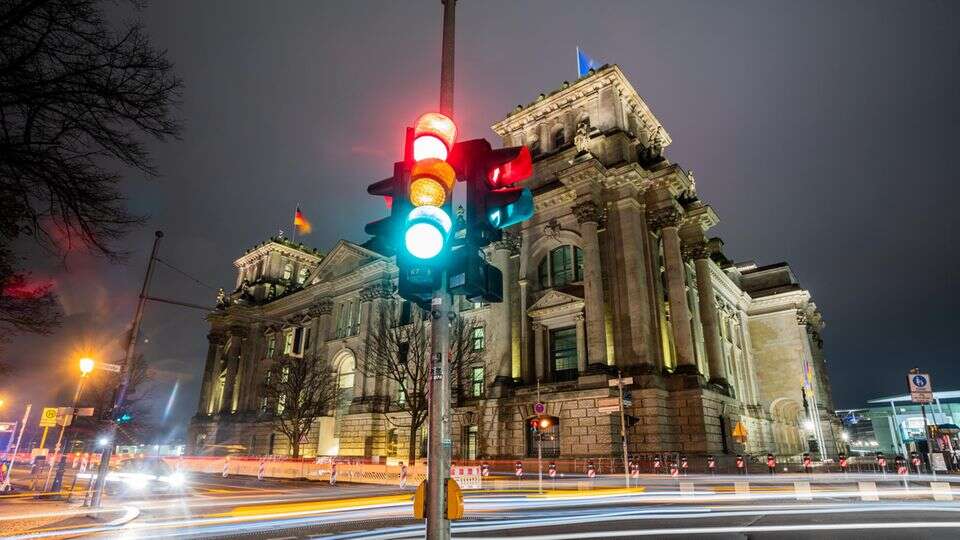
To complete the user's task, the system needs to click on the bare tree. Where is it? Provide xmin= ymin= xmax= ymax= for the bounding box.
xmin=360 ymin=299 xmax=484 ymax=464
xmin=260 ymin=355 xmax=338 ymax=458
xmin=0 ymin=0 xmax=182 ymax=345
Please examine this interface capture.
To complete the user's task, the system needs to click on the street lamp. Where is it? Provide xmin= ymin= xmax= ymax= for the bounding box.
xmin=44 ymin=357 xmax=95 ymax=494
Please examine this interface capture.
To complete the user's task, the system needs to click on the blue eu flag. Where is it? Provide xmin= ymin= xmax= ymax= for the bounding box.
xmin=577 ymin=47 xmax=599 ymax=77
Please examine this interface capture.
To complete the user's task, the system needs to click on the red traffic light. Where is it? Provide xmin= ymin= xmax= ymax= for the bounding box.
xmin=487 ymin=146 xmax=532 ymax=187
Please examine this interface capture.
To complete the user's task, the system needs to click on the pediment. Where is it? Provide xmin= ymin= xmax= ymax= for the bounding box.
xmin=308 ymin=240 xmax=385 ymax=284
xmin=527 ymin=289 xmax=584 ymax=319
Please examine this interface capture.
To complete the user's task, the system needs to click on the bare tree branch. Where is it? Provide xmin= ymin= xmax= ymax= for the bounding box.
xmin=260 ymin=355 xmax=338 ymax=458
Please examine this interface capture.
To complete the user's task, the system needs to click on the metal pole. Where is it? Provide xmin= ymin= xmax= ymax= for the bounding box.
xmin=47 ymin=375 xmax=88 ymax=493
xmin=426 ymin=276 xmax=452 ymax=540
xmin=536 ymin=378 xmax=542 ymax=495
xmin=1 ymin=404 xmax=31 ymax=492
xmin=617 ymin=371 xmax=630 ymax=489
xmin=921 ymin=403 xmax=936 ymax=479
xmin=91 ymin=231 xmax=163 ymax=508
xmin=439 ymin=0 xmax=456 ymax=118
xmin=426 ymin=1 xmax=455 ymax=538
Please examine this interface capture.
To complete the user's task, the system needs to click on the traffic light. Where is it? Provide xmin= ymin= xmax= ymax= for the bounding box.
xmin=115 ymin=412 xmax=133 ymax=424
xmin=366 ymin=113 xmax=458 ymax=306
xmin=447 ymin=139 xmax=533 ymax=303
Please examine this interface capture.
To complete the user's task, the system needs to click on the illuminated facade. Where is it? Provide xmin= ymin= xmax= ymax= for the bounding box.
xmin=189 ymin=65 xmax=841 ymax=460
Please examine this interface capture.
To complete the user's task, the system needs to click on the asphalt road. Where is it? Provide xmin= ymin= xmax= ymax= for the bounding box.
xmin=4 ymin=472 xmax=960 ymax=539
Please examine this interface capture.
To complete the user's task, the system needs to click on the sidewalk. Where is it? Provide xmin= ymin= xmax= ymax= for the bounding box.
xmin=0 ymin=491 xmax=135 ymax=538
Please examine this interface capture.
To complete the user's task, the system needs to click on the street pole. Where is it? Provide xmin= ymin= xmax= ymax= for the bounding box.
xmin=426 ymin=280 xmax=452 ymax=540
xmin=536 ymin=378 xmax=542 ymax=495
xmin=426 ymin=2 xmax=455 ymax=539
xmin=920 ymin=403 xmax=936 ymax=479
xmin=46 ymin=373 xmax=89 ymax=493
xmin=1 ymin=404 xmax=31 ymax=492
xmin=90 ymin=231 xmax=163 ymax=509
xmin=617 ymin=371 xmax=630 ymax=489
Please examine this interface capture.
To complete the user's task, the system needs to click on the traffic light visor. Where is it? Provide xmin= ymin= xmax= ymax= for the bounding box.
xmin=414 ymin=113 xmax=456 ymax=155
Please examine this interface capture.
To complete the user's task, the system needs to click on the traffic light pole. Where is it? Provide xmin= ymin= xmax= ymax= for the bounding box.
xmin=90 ymin=231 xmax=163 ymax=509
xmin=426 ymin=275 xmax=453 ymax=540
xmin=426 ymin=2 xmax=455 ymax=539
xmin=617 ymin=371 xmax=630 ymax=489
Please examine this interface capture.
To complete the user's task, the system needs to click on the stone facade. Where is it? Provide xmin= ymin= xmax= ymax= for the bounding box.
xmin=189 ymin=65 xmax=840 ymax=461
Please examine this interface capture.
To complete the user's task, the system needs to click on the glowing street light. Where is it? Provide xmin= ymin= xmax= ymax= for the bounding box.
xmin=79 ymin=357 xmax=95 ymax=375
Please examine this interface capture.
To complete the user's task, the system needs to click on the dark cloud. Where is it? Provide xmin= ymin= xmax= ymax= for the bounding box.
xmin=5 ymin=0 xmax=959 ymax=430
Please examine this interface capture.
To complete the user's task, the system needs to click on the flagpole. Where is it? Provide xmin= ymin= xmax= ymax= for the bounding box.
xmin=292 ymin=204 xmax=298 ymax=244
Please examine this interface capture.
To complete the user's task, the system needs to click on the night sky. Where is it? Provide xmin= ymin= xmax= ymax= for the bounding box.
xmin=4 ymin=0 xmax=959 ymax=441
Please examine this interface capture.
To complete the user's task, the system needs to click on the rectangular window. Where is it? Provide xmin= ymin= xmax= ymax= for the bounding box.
xmin=551 ymin=247 xmax=573 ymax=286
xmin=550 ymin=327 xmax=578 ymax=381
xmin=574 ymin=246 xmax=584 ymax=281
xmin=471 ymin=327 xmax=485 ymax=351
xmin=292 ymin=327 xmax=304 ymax=356
xmin=351 ymin=301 xmax=361 ymax=335
xmin=471 ymin=367 xmax=485 ymax=398
xmin=283 ymin=330 xmax=295 ymax=355
xmin=276 ymin=393 xmax=286 ymax=415
xmin=399 ymin=301 xmax=412 ymax=326
xmin=304 ymin=327 xmax=312 ymax=352
xmin=266 ymin=336 xmax=276 ymax=358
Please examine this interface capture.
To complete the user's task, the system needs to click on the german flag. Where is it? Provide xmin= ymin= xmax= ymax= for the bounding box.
xmin=294 ymin=205 xmax=312 ymax=235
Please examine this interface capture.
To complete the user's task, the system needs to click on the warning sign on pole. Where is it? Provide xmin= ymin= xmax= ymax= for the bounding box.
xmin=732 ymin=421 xmax=748 ymax=443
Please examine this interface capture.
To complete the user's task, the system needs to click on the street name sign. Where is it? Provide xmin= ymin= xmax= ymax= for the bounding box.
xmin=100 ymin=363 xmax=122 ymax=373
xmin=608 ymin=377 xmax=634 ymax=387
xmin=908 ymin=373 xmax=933 ymax=404
xmin=0 ymin=422 xmax=15 ymax=433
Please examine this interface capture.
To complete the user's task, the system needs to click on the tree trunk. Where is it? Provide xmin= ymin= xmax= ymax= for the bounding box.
xmin=407 ymin=419 xmax=419 ymax=465
xmin=291 ymin=437 xmax=300 ymax=458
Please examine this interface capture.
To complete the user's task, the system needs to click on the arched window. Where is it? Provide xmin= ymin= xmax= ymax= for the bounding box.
xmin=282 ymin=263 xmax=293 ymax=281
xmin=553 ymin=127 xmax=565 ymax=149
xmin=537 ymin=245 xmax=584 ymax=288
xmin=297 ymin=266 xmax=309 ymax=285
xmin=333 ymin=352 xmax=355 ymax=437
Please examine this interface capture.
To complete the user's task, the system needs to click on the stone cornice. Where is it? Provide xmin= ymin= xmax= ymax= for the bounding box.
xmin=746 ymin=289 xmax=812 ymax=317
xmin=682 ymin=202 xmax=719 ymax=232
xmin=490 ymin=65 xmax=671 ymax=149
xmin=234 ymin=240 xmax=322 ymax=269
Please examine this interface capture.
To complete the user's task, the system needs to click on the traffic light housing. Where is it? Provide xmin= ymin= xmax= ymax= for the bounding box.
xmin=447 ymin=139 xmax=533 ymax=303
xmin=366 ymin=113 xmax=458 ymax=306
xmin=116 ymin=412 xmax=133 ymax=424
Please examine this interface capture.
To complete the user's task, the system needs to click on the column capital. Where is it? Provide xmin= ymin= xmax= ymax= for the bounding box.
xmin=646 ymin=206 xmax=683 ymax=231
xmin=682 ymin=240 xmax=711 ymax=262
xmin=360 ymin=281 xmax=395 ymax=302
xmin=491 ymin=230 xmax=521 ymax=255
xmin=572 ymin=200 xmax=606 ymax=226
xmin=796 ymin=310 xmax=809 ymax=326
xmin=308 ymin=297 xmax=334 ymax=317
xmin=574 ymin=312 xmax=585 ymax=322
xmin=207 ymin=331 xmax=228 ymax=345
xmin=227 ymin=325 xmax=248 ymax=339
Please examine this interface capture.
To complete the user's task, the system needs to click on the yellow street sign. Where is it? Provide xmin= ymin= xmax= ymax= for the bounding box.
xmin=732 ymin=421 xmax=748 ymax=440
xmin=39 ymin=407 xmax=58 ymax=428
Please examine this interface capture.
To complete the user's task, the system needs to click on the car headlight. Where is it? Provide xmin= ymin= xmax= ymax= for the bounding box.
xmin=167 ymin=472 xmax=186 ymax=487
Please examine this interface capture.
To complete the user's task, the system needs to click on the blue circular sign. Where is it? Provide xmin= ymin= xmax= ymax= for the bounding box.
xmin=912 ymin=374 xmax=928 ymax=388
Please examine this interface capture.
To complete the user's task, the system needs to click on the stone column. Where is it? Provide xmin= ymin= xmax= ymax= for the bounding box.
xmin=519 ymin=279 xmax=531 ymax=383
xmin=572 ymin=201 xmax=608 ymax=368
xmin=313 ymin=297 xmax=334 ymax=342
xmin=220 ymin=327 xmax=245 ymax=414
xmin=647 ymin=207 xmax=696 ymax=371
xmin=533 ymin=323 xmax=545 ymax=382
xmin=199 ymin=331 xmax=226 ymax=415
xmin=684 ymin=241 xmax=728 ymax=389
xmin=490 ymin=234 xmax=519 ymax=388
xmin=575 ymin=313 xmax=587 ymax=374
xmin=612 ymin=198 xmax=655 ymax=370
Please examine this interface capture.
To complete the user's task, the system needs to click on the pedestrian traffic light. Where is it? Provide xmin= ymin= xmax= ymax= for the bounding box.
xmin=116 ymin=412 xmax=132 ymax=424
xmin=365 ymin=113 xmax=458 ymax=306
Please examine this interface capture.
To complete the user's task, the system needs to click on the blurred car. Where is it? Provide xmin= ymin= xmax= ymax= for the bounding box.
xmin=102 ymin=458 xmax=187 ymax=496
